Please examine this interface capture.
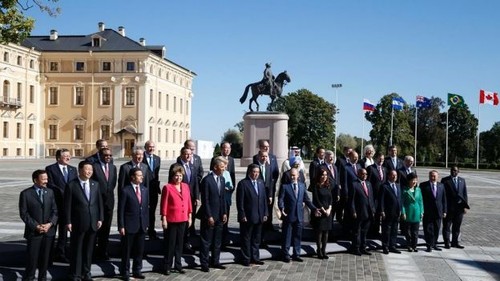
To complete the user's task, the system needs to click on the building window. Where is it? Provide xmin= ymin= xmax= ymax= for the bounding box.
xmin=165 ymin=129 xmax=168 ymax=142
xmin=126 ymin=62 xmax=135 ymax=71
xmin=186 ymin=131 xmax=189 ymax=141
xmin=3 ymin=122 xmax=8 ymax=138
xmin=149 ymin=89 xmax=153 ymax=107
xmin=29 ymin=148 xmax=34 ymax=156
xmin=75 ymin=61 xmax=85 ymax=71
xmin=74 ymin=87 xmax=84 ymax=105
xmin=125 ymin=87 xmax=135 ymax=106
xmin=158 ymin=92 xmax=162 ymax=109
xmin=101 ymin=125 xmax=110 ymax=140
xmin=48 ymin=87 xmax=58 ymax=105
xmin=16 ymin=122 xmax=21 ymax=138
xmin=17 ymin=82 xmax=22 ymax=102
xmin=173 ymin=96 xmax=177 ymax=112
xmin=186 ymin=100 xmax=189 ymax=115
xmin=101 ymin=87 xmax=111 ymax=106
xmin=74 ymin=149 xmax=83 ymax=157
xmin=173 ymin=129 xmax=176 ymax=143
xmin=48 ymin=149 xmax=56 ymax=157
xmin=3 ymin=148 xmax=7 ymax=156
xmin=74 ymin=125 xmax=84 ymax=140
xmin=102 ymin=61 xmax=111 ymax=71
xmin=29 ymin=59 xmax=34 ymax=69
xmin=29 ymin=124 xmax=33 ymax=139
xmin=17 ymin=56 xmax=22 ymax=66
xmin=149 ymin=126 xmax=153 ymax=141
xmin=166 ymin=94 xmax=169 ymax=110
xmin=158 ymin=128 xmax=161 ymax=142
xmin=3 ymin=80 xmax=10 ymax=97
xmin=29 ymin=85 xmax=34 ymax=103
xmin=180 ymin=98 xmax=183 ymax=114
xmin=92 ymin=38 xmax=100 ymax=47
xmin=16 ymin=148 xmax=21 ymax=156
xmin=49 ymin=62 xmax=59 ymax=71
xmin=48 ymin=125 xmax=57 ymax=140
xmin=3 ymin=52 xmax=9 ymax=62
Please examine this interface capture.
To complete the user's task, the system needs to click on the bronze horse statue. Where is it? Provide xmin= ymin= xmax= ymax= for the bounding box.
xmin=239 ymin=71 xmax=291 ymax=112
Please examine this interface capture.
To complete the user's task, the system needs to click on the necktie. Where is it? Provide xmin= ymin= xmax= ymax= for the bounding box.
xmin=378 ymin=165 xmax=383 ymax=181
xmin=83 ymin=182 xmax=90 ymax=201
xmin=63 ymin=166 xmax=68 ymax=183
xmin=293 ymin=183 xmax=298 ymax=198
xmin=353 ymin=164 xmax=358 ymax=175
xmin=407 ymin=168 xmax=411 ymax=174
xmin=362 ymin=181 xmax=369 ymax=196
xmin=149 ymin=155 xmax=154 ymax=172
xmin=135 ymin=185 xmax=142 ymax=204
xmin=432 ymin=183 xmax=437 ymax=198
xmin=261 ymin=165 xmax=266 ymax=179
xmin=104 ymin=163 xmax=109 ymax=181
xmin=215 ymin=176 xmax=220 ymax=195
xmin=185 ymin=163 xmax=191 ymax=183
xmin=391 ymin=183 xmax=397 ymax=195
xmin=393 ymin=158 xmax=397 ymax=168
xmin=253 ymin=181 xmax=259 ymax=195
xmin=329 ymin=165 xmax=335 ymax=179
xmin=453 ymin=177 xmax=458 ymax=190
xmin=38 ymin=189 xmax=44 ymax=203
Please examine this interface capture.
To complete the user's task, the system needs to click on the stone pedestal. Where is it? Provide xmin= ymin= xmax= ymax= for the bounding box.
xmin=240 ymin=112 xmax=289 ymax=167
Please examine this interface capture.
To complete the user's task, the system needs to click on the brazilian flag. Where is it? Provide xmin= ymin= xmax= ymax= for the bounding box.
xmin=447 ymin=93 xmax=466 ymax=107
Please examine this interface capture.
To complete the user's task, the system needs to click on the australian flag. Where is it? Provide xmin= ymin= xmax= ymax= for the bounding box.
xmin=416 ymin=95 xmax=431 ymax=108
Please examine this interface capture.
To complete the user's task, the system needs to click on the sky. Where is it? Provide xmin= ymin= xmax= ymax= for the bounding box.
xmin=25 ymin=1 xmax=500 ymax=143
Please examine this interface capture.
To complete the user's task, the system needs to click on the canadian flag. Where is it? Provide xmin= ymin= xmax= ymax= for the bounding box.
xmin=479 ymin=89 xmax=499 ymax=106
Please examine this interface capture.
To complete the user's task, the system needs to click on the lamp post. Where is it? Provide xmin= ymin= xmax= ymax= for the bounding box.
xmin=331 ymin=83 xmax=342 ymax=154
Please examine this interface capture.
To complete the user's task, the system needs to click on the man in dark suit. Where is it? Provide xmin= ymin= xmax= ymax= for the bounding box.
xmin=379 ymin=170 xmax=402 ymax=254
xmin=420 ymin=170 xmax=447 ymax=252
xmin=441 ymin=166 xmax=469 ymax=249
xmin=254 ymin=151 xmax=279 ymax=236
xmin=308 ymin=146 xmax=325 ymax=185
xmin=236 ymin=164 xmax=268 ymax=266
xmin=278 ymin=168 xmax=318 ymax=263
xmin=349 ymin=168 xmax=376 ymax=256
xmin=397 ymin=155 xmax=416 ymax=188
xmin=383 ymin=145 xmax=404 ymax=176
xmin=45 ymin=148 xmax=77 ymax=262
xmin=171 ymin=147 xmax=200 ymax=250
xmin=198 ymin=157 xmax=228 ymax=272
xmin=118 ymin=148 xmax=151 ymax=191
xmin=91 ymin=147 xmax=117 ymax=260
xmin=118 ymin=168 xmax=149 ymax=280
xmin=342 ymin=151 xmax=362 ymax=232
xmin=366 ymin=152 xmax=386 ymax=237
xmin=19 ymin=169 xmax=58 ymax=281
xmin=65 ymin=161 xmax=103 ymax=281
xmin=181 ymin=139 xmax=205 ymax=185
xmin=211 ymin=141 xmax=236 ymax=246
xmin=142 ymin=140 xmax=161 ymax=240
xmin=86 ymin=139 xmax=112 ymax=164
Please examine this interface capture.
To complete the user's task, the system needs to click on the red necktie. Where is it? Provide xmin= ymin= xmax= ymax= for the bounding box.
xmin=362 ymin=181 xmax=369 ymax=196
xmin=104 ymin=163 xmax=109 ymax=180
xmin=329 ymin=165 xmax=335 ymax=179
xmin=135 ymin=185 xmax=142 ymax=204
xmin=378 ymin=165 xmax=383 ymax=181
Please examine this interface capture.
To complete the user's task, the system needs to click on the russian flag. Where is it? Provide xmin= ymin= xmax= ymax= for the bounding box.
xmin=363 ymin=99 xmax=375 ymax=112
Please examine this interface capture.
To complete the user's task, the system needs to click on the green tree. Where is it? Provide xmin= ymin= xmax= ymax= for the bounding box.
xmin=410 ymin=97 xmax=446 ymax=163
xmin=442 ymin=105 xmax=478 ymax=163
xmin=365 ymin=93 xmax=413 ymax=156
xmin=337 ymin=133 xmax=357 ymax=153
xmin=480 ymin=122 xmax=500 ymax=164
xmin=0 ymin=0 xmax=60 ymax=44
xmin=212 ymin=143 xmax=221 ymax=157
xmin=221 ymin=128 xmax=243 ymax=158
xmin=273 ymin=88 xmax=336 ymax=159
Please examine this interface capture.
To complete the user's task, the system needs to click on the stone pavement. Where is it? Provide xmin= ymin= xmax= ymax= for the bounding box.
xmin=0 ymin=158 xmax=499 ymax=280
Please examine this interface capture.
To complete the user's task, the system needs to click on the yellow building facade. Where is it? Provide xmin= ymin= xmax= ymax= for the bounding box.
xmin=0 ymin=23 xmax=195 ymax=159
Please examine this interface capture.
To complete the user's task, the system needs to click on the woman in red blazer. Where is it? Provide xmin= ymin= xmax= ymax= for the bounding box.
xmin=160 ymin=164 xmax=192 ymax=275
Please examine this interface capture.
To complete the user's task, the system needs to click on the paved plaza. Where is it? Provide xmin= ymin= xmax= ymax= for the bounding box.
xmin=0 ymin=158 xmax=499 ymax=281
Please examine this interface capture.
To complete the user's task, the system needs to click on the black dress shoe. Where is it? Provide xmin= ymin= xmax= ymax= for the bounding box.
xmin=351 ymin=250 xmax=362 ymax=256
xmin=426 ymin=247 xmax=432 ymax=252
xmin=253 ymin=260 xmax=265 ymax=265
xmin=132 ymin=273 xmax=145 ymax=279
xmin=176 ymin=268 xmax=186 ymax=274
xmin=360 ymin=249 xmax=372 ymax=256
xmin=121 ymin=275 xmax=130 ymax=281
xmin=164 ymin=270 xmax=171 ymax=276
xmin=242 ymin=261 xmax=250 ymax=266
xmin=283 ymin=257 xmax=291 ymax=263
xmin=452 ymin=243 xmax=465 ymax=249
xmin=54 ymin=255 xmax=70 ymax=263
xmin=433 ymin=246 xmax=442 ymax=251
xmin=292 ymin=256 xmax=304 ymax=262
xmin=389 ymin=247 xmax=401 ymax=254
xmin=382 ymin=247 xmax=389 ymax=254
xmin=201 ymin=266 xmax=210 ymax=272
xmin=413 ymin=248 xmax=418 ymax=252
xmin=213 ymin=264 xmax=226 ymax=269
xmin=323 ymin=255 xmax=329 ymax=259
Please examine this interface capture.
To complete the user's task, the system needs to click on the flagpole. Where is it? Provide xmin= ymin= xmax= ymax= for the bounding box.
xmin=362 ymin=108 xmax=365 ymax=152
xmin=414 ymin=104 xmax=418 ymax=167
xmin=390 ymin=106 xmax=394 ymax=146
xmin=446 ymin=108 xmax=449 ymax=169
xmin=476 ymin=102 xmax=480 ymax=170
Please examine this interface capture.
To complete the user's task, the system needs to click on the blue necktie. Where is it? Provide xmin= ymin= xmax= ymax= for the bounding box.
xmin=63 ymin=166 xmax=68 ymax=183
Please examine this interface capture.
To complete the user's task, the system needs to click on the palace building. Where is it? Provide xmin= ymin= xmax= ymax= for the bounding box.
xmin=0 ymin=22 xmax=195 ymax=159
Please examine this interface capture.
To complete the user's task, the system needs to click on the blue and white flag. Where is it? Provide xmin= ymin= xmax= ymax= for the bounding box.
xmin=392 ymin=97 xmax=406 ymax=110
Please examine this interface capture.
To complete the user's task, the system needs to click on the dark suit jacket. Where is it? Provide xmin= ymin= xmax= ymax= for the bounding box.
xmin=45 ymin=163 xmax=77 ymax=215
xmin=177 ymin=154 xmax=204 ymax=184
xmin=383 ymin=157 xmax=404 ymax=174
xmin=278 ymin=182 xmax=316 ymax=223
xmin=441 ymin=176 xmax=469 ymax=214
xmin=143 ymin=153 xmax=161 ymax=194
xmin=211 ymin=155 xmax=236 ymax=187
xmin=198 ymin=173 xmax=227 ymax=221
xmin=308 ymin=158 xmax=323 ymax=184
xmin=420 ymin=181 xmax=447 ymax=219
xmin=19 ymin=186 xmax=58 ymax=238
xmin=171 ymin=160 xmax=200 ymax=201
xmin=118 ymin=183 xmax=149 ymax=234
xmin=253 ymin=153 xmax=279 ymax=183
xmin=64 ymin=178 xmax=104 ymax=232
xmin=91 ymin=162 xmax=117 ymax=211
xmin=367 ymin=164 xmax=386 ymax=206
xmin=350 ymin=180 xmax=375 ymax=220
xmin=86 ymin=153 xmax=114 ymax=164
xmin=236 ymin=178 xmax=268 ymax=224
xmin=280 ymin=169 xmax=307 ymax=191
xmin=118 ymin=161 xmax=152 ymax=190
xmin=397 ymin=166 xmax=417 ymax=188
xmin=320 ymin=163 xmax=342 ymax=191
xmin=344 ymin=163 xmax=362 ymax=198
xmin=378 ymin=181 xmax=402 ymax=218
xmin=256 ymin=161 xmax=275 ymax=198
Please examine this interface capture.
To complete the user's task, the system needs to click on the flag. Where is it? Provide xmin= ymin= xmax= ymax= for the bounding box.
xmin=392 ymin=97 xmax=406 ymax=110
xmin=363 ymin=99 xmax=375 ymax=112
xmin=447 ymin=93 xmax=466 ymax=107
xmin=479 ymin=89 xmax=499 ymax=106
xmin=416 ymin=95 xmax=432 ymax=108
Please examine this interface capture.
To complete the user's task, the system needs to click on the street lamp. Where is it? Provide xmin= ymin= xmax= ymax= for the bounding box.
xmin=331 ymin=84 xmax=342 ymax=154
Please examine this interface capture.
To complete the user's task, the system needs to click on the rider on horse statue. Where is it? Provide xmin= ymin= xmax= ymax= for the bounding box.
xmin=262 ymin=63 xmax=275 ymax=97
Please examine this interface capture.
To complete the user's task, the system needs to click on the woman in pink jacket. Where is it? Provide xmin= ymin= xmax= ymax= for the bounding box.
xmin=160 ymin=164 xmax=192 ymax=275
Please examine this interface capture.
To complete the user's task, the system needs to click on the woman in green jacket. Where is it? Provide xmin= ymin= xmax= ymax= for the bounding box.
xmin=401 ymin=173 xmax=423 ymax=252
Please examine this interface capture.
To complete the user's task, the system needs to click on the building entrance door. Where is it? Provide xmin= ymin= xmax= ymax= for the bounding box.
xmin=124 ymin=139 xmax=135 ymax=157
